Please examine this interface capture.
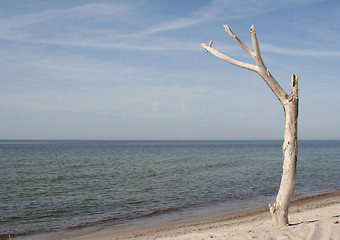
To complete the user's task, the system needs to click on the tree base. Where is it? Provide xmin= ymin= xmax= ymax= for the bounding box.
xmin=269 ymin=203 xmax=289 ymax=227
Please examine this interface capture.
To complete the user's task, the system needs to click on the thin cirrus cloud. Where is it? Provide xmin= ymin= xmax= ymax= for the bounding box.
xmin=262 ymin=44 xmax=340 ymax=58
xmin=0 ymin=0 xmax=328 ymax=55
xmin=0 ymin=3 xmax=129 ymax=30
xmin=0 ymin=2 xmax=131 ymax=43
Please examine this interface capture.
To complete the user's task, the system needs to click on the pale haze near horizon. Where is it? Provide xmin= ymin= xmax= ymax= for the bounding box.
xmin=0 ymin=0 xmax=339 ymax=140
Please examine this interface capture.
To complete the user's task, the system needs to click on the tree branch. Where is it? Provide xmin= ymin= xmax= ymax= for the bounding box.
xmin=200 ymin=43 xmax=258 ymax=72
xmin=257 ymin=71 xmax=289 ymax=104
xmin=249 ymin=25 xmax=266 ymax=69
xmin=224 ymin=25 xmax=254 ymax=57
xmin=201 ymin=25 xmax=290 ymax=104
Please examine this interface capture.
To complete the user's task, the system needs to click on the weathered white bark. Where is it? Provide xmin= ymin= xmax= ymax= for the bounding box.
xmin=269 ymin=74 xmax=298 ymax=226
xmin=201 ymin=25 xmax=299 ymax=226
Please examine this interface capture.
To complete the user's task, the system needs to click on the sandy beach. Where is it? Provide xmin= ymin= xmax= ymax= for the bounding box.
xmin=68 ymin=191 xmax=340 ymax=240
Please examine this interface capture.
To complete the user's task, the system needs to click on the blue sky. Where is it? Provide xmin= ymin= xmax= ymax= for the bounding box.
xmin=0 ymin=0 xmax=339 ymax=140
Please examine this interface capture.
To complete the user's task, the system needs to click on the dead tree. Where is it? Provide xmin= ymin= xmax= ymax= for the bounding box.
xmin=201 ymin=25 xmax=298 ymax=227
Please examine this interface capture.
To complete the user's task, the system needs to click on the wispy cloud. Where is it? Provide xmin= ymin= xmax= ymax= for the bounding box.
xmin=262 ymin=43 xmax=340 ymax=57
xmin=0 ymin=2 xmax=132 ymax=44
xmin=0 ymin=2 xmax=130 ymax=30
xmin=0 ymin=1 xmax=201 ymax=51
xmin=0 ymin=0 xmax=323 ymax=51
xmin=137 ymin=2 xmax=218 ymax=36
xmin=0 ymin=0 xmax=336 ymax=59
xmin=135 ymin=0 xmax=317 ymax=36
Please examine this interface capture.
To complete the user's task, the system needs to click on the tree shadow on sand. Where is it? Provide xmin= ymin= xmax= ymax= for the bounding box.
xmin=289 ymin=219 xmax=319 ymax=226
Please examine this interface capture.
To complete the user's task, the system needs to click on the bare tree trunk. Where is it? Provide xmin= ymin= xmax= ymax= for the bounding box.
xmin=269 ymin=75 xmax=298 ymax=226
xmin=201 ymin=25 xmax=299 ymax=227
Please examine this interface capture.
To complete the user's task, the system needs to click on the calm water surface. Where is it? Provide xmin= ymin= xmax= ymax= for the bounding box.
xmin=0 ymin=140 xmax=339 ymax=239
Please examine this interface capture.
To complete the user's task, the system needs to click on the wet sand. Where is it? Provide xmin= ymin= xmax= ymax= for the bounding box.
xmin=68 ymin=191 xmax=340 ymax=240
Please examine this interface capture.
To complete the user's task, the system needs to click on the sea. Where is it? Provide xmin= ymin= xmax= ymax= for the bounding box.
xmin=0 ymin=140 xmax=339 ymax=239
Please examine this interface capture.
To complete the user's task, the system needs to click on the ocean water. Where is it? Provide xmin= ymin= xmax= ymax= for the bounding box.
xmin=0 ymin=140 xmax=339 ymax=239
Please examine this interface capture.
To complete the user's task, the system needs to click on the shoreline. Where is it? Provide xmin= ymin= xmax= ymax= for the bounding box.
xmin=9 ymin=190 xmax=340 ymax=240
xmin=66 ymin=190 xmax=340 ymax=240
